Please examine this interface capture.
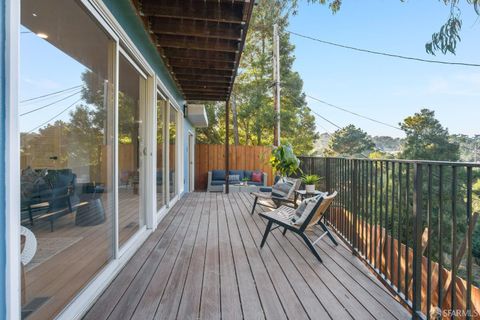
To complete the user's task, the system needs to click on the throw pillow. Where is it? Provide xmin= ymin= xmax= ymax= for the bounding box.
xmin=271 ymin=178 xmax=293 ymax=198
xmin=251 ymin=171 xmax=262 ymax=183
xmin=291 ymin=195 xmax=322 ymax=225
xmin=228 ymin=174 xmax=240 ymax=182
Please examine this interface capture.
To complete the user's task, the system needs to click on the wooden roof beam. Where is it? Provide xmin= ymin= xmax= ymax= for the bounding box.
xmin=156 ymin=34 xmax=239 ymax=52
xmin=141 ymin=0 xmax=245 ymax=24
xmin=162 ymin=48 xmax=237 ymax=62
xmin=172 ymin=67 xmax=234 ymax=77
xmin=150 ymin=18 xmax=242 ymax=40
xmin=168 ymin=58 xmax=235 ymax=71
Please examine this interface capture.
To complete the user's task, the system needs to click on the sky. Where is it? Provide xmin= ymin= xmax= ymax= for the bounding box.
xmin=288 ymin=1 xmax=480 ymax=138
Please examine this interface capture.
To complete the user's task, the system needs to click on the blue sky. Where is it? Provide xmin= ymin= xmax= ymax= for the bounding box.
xmin=289 ymin=1 xmax=480 ymax=138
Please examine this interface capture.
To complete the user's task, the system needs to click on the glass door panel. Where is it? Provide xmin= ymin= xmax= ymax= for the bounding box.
xmin=118 ymin=54 xmax=146 ymax=247
xmin=156 ymin=95 xmax=166 ymax=211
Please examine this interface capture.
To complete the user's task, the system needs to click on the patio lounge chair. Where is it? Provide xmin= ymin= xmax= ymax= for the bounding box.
xmin=250 ymin=177 xmax=301 ymax=214
xmin=258 ymin=192 xmax=338 ymax=263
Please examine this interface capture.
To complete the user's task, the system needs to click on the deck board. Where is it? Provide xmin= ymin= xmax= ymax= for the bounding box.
xmin=85 ymin=192 xmax=411 ymax=320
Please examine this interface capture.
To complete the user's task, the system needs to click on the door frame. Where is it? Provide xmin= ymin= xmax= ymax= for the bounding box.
xmin=188 ymin=131 xmax=195 ymax=192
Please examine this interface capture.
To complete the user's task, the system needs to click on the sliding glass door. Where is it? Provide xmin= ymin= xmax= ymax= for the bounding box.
xmin=19 ymin=1 xmax=115 ymax=318
xmin=118 ymin=53 xmax=146 ymax=247
xmin=156 ymin=94 xmax=166 ymax=211
xmin=169 ymin=106 xmax=178 ymax=200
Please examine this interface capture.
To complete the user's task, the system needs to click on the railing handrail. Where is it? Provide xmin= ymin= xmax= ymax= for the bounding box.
xmin=300 ymin=155 xmax=480 ymax=168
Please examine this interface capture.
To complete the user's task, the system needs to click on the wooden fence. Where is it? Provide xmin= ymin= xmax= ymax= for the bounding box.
xmin=195 ymin=144 xmax=274 ymax=190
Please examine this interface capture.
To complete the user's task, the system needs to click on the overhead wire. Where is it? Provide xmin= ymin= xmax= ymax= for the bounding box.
xmin=20 ymin=85 xmax=83 ymax=103
xmin=28 ymin=98 xmax=82 ymax=133
xmin=20 ymin=90 xmax=82 ymax=116
xmin=287 ymin=30 xmax=480 ymax=68
xmin=305 ymin=94 xmax=403 ymax=131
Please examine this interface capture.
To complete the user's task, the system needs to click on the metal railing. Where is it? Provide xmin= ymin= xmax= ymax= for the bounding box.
xmin=298 ymin=156 xmax=480 ymax=319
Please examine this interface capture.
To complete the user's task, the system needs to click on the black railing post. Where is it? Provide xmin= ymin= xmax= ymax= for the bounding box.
xmin=325 ymin=157 xmax=331 ymax=193
xmin=412 ymin=162 xmax=423 ymax=319
xmin=352 ymin=159 xmax=359 ymax=252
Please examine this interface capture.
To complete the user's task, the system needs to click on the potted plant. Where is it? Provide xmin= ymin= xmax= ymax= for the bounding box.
xmin=302 ymin=174 xmax=320 ymax=193
xmin=241 ymin=177 xmax=249 ymax=186
xmin=269 ymin=144 xmax=301 ymax=178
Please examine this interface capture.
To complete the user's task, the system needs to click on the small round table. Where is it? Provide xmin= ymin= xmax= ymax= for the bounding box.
xmin=294 ymin=189 xmax=326 ymax=202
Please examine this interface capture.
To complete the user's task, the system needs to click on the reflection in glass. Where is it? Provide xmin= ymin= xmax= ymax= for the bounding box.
xmin=169 ymin=107 xmax=178 ymax=200
xmin=157 ymin=95 xmax=166 ymax=210
xmin=20 ymin=0 xmax=114 ymax=318
xmin=118 ymin=54 xmax=146 ymax=247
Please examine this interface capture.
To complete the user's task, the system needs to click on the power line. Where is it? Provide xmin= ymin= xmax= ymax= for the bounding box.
xmin=305 ymin=94 xmax=403 ymax=131
xmin=20 ymin=90 xmax=82 ymax=116
xmin=287 ymin=94 xmax=342 ymax=130
xmin=287 ymin=30 xmax=480 ymax=68
xmin=20 ymin=85 xmax=83 ymax=103
xmin=28 ymin=98 xmax=82 ymax=133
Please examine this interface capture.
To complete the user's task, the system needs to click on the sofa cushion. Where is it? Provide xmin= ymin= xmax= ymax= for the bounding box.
xmin=229 ymin=175 xmax=240 ymax=183
xmin=244 ymin=170 xmax=253 ymax=181
xmin=229 ymin=170 xmax=244 ymax=181
xmin=210 ymin=180 xmax=225 ymax=186
xmin=212 ymin=170 xmax=226 ymax=181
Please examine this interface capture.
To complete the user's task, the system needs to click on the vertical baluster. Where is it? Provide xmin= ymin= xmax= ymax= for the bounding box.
xmin=451 ymin=166 xmax=457 ymax=317
xmin=362 ymin=160 xmax=366 ymax=256
xmin=466 ymin=166 xmax=473 ymax=320
xmin=438 ymin=165 xmax=444 ymax=315
xmin=379 ymin=161 xmax=384 ymax=274
xmin=397 ymin=162 xmax=402 ymax=293
xmin=427 ymin=165 xmax=433 ymax=320
xmin=370 ymin=160 xmax=374 ymax=263
xmin=374 ymin=161 xmax=379 ymax=269
xmin=412 ymin=163 xmax=423 ymax=319
xmin=405 ymin=164 xmax=410 ymax=301
xmin=383 ymin=161 xmax=392 ymax=281
xmin=391 ymin=162 xmax=395 ymax=285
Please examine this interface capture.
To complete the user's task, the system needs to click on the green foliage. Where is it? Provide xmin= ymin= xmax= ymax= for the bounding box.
xmin=269 ymin=144 xmax=301 ymax=177
xmin=195 ymin=0 xmax=319 ymax=155
xmin=325 ymin=125 xmax=375 ymax=157
xmin=301 ymin=174 xmax=320 ymax=185
xmin=399 ymin=109 xmax=460 ymax=161
xmin=301 ymin=0 xmax=479 ymax=55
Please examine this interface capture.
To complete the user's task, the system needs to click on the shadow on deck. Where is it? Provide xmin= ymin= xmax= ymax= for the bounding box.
xmin=84 ymin=192 xmax=411 ymax=320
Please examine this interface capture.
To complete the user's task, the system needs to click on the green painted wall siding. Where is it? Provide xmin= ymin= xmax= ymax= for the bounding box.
xmin=102 ymin=0 xmax=184 ymax=105
xmin=101 ymin=0 xmax=194 ymax=193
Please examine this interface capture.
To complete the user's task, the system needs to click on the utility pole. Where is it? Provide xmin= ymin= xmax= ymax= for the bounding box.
xmin=273 ymin=23 xmax=281 ymax=146
xmin=232 ymin=93 xmax=239 ymax=145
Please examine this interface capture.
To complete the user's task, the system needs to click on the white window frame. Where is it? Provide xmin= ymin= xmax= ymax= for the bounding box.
xmin=5 ymin=0 xmax=21 ymax=319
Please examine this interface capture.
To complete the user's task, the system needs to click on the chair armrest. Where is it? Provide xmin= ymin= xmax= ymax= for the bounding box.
xmin=207 ymin=171 xmax=212 ymax=187
xmin=262 ymin=173 xmax=268 ymax=186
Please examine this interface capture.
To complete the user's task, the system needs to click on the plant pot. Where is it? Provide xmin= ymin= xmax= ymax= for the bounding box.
xmin=305 ymin=184 xmax=315 ymax=193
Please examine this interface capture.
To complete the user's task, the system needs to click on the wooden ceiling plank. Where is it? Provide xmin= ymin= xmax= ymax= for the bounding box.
xmin=150 ymin=18 xmax=242 ymax=40
xmin=162 ymin=48 xmax=237 ymax=62
xmin=141 ymin=0 xmax=245 ymax=24
xmin=156 ymin=34 xmax=239 ymax=53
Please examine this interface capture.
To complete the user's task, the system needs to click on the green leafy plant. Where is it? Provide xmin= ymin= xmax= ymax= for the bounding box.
xmin=242 ymin=177 xmax=249 ymax=182
xmin=269 ymin=143 xmax=301 ymax=177
xmin=301 ymin=174 xmax=320 ymax=185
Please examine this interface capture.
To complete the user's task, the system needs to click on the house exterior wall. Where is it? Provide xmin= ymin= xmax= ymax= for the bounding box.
xmin=0 ymin=0 xmax=6 ymax=318
xmin=102 ymin=0 xmax=195 ymax=195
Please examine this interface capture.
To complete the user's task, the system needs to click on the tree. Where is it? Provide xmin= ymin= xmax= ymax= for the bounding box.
xmin=196 ymin=0 xmax=319 ymax=155
xmin=399 ymin=109 xmax=460 ymax=161
xmin=325 ymin=125 xmax=375 ymax=157
xmin=299 ymin=0 xmax=479 ymax=55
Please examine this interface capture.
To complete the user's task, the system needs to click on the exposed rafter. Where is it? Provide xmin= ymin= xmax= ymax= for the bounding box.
xmin=134 ymin=0 xmax=254 ymax=101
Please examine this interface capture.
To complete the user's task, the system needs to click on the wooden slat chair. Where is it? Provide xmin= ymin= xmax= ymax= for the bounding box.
xmin=250 ymin=178 xmax=301 ymax=214
xmin=258 ymin=192 xmax=338 ymax=263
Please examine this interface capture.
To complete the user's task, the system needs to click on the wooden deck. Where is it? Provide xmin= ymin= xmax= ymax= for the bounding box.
xmin=85 ymin=192 xmax=411 ymax=320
